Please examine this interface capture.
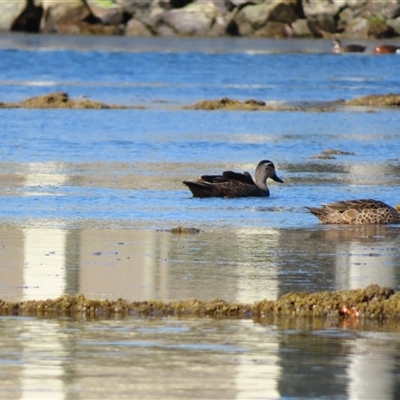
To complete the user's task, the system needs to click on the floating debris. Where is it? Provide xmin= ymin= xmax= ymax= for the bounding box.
xmin=1 ymin=284 xmax=399 ymax=321
xmin=0 ymin=92 xmax=143 ymax=109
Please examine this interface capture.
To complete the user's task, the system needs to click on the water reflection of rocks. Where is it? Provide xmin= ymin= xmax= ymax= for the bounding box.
xmin=310 ymin=225 xmax=400 ymax=290
xmin=1 ymin=223 xmax=400 ymax=315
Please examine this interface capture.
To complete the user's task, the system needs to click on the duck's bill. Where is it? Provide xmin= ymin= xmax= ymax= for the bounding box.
xmin=272 ymin=173 xmax=283 ymax=183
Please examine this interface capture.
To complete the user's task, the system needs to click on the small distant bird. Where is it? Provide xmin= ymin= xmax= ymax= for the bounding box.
xmin=307 ymin=199 xmax=400 ymax=224
xmin=373 ymin=44 xmax=400 ymax=54
xmin=332 ymin=39 xmax=366 ymax=53
xmin=183 ymin=160 xmax=283 ymax=198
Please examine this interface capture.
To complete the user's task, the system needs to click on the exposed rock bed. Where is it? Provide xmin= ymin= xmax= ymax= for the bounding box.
xmin=1 ymin=284 xmax=399 ymax=322
xmin=3 ymin=0 xmax=400 ymax=39
xmin=346 ymin=93 xmax=400 ymax=107
xmin=2 ymin=92 xmax=400 ymax=110
xmin=187 ymin=94 xmax=400 ymax=111
xmin=185 ymin=97 xmax=344 ymax=111
xmin=0 ymin=92 xmax=136 ymax=109
xmin=311 ymin=148 xmax=355 ymax=159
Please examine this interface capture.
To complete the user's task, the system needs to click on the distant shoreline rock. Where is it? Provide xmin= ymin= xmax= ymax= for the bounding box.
xmin=2 ymin=0 xmax=400 ymax=39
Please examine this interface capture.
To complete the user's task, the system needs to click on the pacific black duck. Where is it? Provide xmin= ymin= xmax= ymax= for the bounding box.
xmin=183 ymin=160 xmax=283 ymax=198
xmin=332 ymin=39 xmax=366 ymax=53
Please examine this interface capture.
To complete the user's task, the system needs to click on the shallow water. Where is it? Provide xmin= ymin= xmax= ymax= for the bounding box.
xmin=0 ymin=316 xmax=399 ymax=400
xmin=0 ymin=34 xmax=400 ymax=398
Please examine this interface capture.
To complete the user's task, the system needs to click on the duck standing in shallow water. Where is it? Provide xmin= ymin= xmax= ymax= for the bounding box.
xmin=183 ymin=160 xmax=283 ymax=198
xmin=332 ymin=39 xmax=366 ymax=53
xmin=307 ymin=199 xmax=400 ymax=224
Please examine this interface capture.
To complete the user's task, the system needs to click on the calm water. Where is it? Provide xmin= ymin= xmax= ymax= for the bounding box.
xmin=0 ymin=34 xmax=399 ymax=399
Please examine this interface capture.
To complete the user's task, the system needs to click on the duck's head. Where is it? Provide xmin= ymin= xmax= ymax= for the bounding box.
xmin=332 ymin=39 xmax=342 ymax=52
xmin=256 ymin=160 xmax=283 ymax=183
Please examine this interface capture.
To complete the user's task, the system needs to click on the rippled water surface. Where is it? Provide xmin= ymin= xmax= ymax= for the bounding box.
xmin=0 ymin=316 xmax=399 ymax=400
xmin=0 ymin=34 xmax=399 ymax=399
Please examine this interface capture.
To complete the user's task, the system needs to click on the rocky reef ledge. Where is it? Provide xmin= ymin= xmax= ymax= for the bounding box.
xmin=0 ymin=92 xmax=138 ymax=109
xmin=187 ymin=93 xmax=400 ymax=111
xmin=185 ymin=97 xmax=344 ymax=111
xmin=346 ymin=93 xmax=400 ymax=107
xmin=3 ymin=0 xmax=400 ymax=39
xmin=2 ymin=92 xmax=400 ymax=110
xmin=1 ymin=284 xmax=399 ymax=322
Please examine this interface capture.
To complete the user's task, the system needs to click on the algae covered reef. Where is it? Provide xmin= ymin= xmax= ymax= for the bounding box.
xmin=2 ymin=92 xmax=400 ymax=111
xmin=186 ymin=94 xmax=400 ymax=111
xmin=0 ymin=92 xmax=141 ymax=109
xmin=184 ymin=97 xmax=341 ymax=112
xmin=1 ymin=284 xmax=399 ymax=322
xmin=345 ymin=93 xmax=400 ymax=107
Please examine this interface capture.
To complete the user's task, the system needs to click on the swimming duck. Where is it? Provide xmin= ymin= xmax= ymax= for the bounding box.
xmin=307 ymin=199 xmax=400 ymax=224
xmin=332 ymin=39 xmax=366 ymax=53
xmin=373 ymin=44 xmax=400 ymax=54
xmin=183 ymin=160 xmax=283 ymax=198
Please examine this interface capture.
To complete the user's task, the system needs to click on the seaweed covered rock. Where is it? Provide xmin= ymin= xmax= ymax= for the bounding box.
xmin=185 ymin=97 xmax=342 ymax=111
xmin=346 ymin=93 xmax=400 ymax=107
xmin=0 ymin=92 xmax=132 ymax=109
xmin=268 ymin=284 xmax=395 ymax=319
xmin=0 ymin=284 xmax=399 ymax=322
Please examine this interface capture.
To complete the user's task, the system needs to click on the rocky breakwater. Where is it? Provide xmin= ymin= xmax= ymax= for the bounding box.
xmin=2 ymin=0 xmax=400 ymax=38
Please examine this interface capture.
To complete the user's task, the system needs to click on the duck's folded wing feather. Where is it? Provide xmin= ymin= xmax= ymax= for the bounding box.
xmin=222 ymin=170 xmax=254 ymax=184
xmin=199 ymin=174 xmax=227 ymax=183
xmin=325 ymin=199 xmax=383 ymax=212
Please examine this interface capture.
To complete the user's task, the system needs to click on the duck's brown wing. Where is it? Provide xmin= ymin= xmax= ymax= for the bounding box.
xmin=197 ymin=174 xmax=227 ymax=184
xmin=328 ymin=199 xmax=399 ymax=223
xmin=198 ymin=171 xmax=254 ymax=185
xmin=308 ymin=199 xmax=398 ymax=224
xmin=219 ymin=170 xmax=263 ymax=197
xmin=222 ymin=170 xmax=255 ymax=184
xmin=220 ymin=180 xmax=264 ymax=197
xmin=324 ymin=199 xmax=386 ymax=212
xmin=182 ymin=178 xmax=224 ymax=197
